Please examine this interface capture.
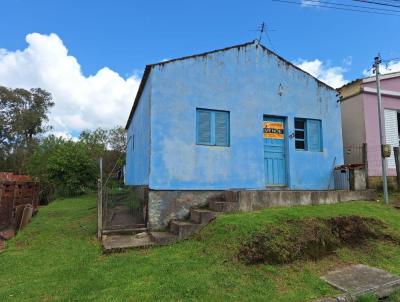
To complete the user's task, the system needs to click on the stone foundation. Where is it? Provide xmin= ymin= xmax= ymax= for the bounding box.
xmin=148 ymin=190 xmax=223 ymax=230
xmin=129 ymin=185 xmax=149 ymax=224
xmin=368 ymin=176 xmax=398 ymax=190
xmin=146 ymin=189 xmax=377 ymax=230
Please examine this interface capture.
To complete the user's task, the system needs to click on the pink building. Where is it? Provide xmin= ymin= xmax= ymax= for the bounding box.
xmin=339 ymin=72 xmax=400 ymax=186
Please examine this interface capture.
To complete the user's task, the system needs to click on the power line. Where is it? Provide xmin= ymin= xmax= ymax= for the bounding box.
xmin=376 ymin=0 xmax=400 ymax=3
xmin=272 ymin=0 xmax=400 ymax=16
xmin=251 ymin=22 xmax=277 ymax=51
xmin=265 ymin=31 xmax=276 ymax=51
xmin=382 ymin=57 xmax=400 ymax=63
xmin=361 ymin=0 xmax=400 ymax=3
xmin=301 ymin=0 xmax=400 ymax=12
xmin=353 ymin=0 xmax=400 ymax=8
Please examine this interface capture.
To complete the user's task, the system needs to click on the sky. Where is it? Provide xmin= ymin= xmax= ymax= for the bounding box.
xmin=0 ymin=0 xmax=399 ymax=138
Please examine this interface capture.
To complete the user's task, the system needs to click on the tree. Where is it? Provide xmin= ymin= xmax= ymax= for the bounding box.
xmin=108 ymin=126 xmax=127 ymax=154
xmin=78 ymin=126 xmax=126 ymax=176
xmin=79 ymin=127 xmax=108 ymax=158
xmin=0 ymin=86 xmax=54 ymax=173
xmin=47 ymin=140 xmax=97 ymax=196
xmin=27 ymin=126 xmax=126 ymax=200
xmin=78 ymin=126 xmax=127 ymax=156
xmin=28 ymin=136 xmax=97 ymax=199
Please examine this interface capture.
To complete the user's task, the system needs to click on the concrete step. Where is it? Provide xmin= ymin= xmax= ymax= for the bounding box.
xmin=102 ymin=227 xmax=147 ymax=236
xmin=190 ymin=208 xmax=216 ymax=224
xmin=150 ymin=232 xmax=179 ymax=245
xmin=170 ymin=220 xmax=201 ymax=240
xmin=102 ymin=233 xmax=155 ymax=254
xmin=209 ymin=200 xmax=239 ymax=213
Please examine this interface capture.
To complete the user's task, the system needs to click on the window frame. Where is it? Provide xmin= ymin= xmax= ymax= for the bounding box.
xmin=196 ymin=108 xmax=230 ymax=147
xmin=294 ymin=118 xmax=307 ymax=150
xmin=294 ymin=118 xmax=323 ymax=152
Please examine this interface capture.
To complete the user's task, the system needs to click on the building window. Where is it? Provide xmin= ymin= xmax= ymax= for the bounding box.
xmin=131 ymin=134 xmax=134 ymax=150
xmin=196 ymin=108 xmax=230 ymax=146
xmin=295 ymin=119 xmax=306 ymax=150
xmin=294 ymin=118 xmax=322 ymax=152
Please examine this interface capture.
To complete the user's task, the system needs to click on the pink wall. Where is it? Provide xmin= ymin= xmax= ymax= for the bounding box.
xmin=362 ymin=76 xmax=400 ymax=176
xmin=363 ymin=77 xmax=400 ymax=91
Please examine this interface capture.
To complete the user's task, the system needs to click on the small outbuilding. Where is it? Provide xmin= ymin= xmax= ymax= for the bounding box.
xmin=125 ymin=41 xmax=345 ymax=229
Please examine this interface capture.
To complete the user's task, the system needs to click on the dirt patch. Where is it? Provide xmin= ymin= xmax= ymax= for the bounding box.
xmin=238 ymin=216 xmax=400 ymax=265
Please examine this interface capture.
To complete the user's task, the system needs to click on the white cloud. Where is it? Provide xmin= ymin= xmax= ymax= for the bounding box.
xmin=0 ymin=33 xmax=140 ymax=138
xmin=296 ymin=59 xmax=348 ymax=88
xmin=363 ymin=60 xmax=400 ymax=77
xmin=301 ymin=0 xmax=320 ymax=7
xmin=50 ymin=131 xmax=79 ymax=142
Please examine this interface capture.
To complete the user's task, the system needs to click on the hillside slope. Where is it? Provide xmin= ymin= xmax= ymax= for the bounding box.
xmin=1 ymin=195 xmax=400 ymax=301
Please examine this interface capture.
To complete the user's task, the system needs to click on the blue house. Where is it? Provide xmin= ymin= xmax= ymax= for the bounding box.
xmin=125 ymin=40 xmax=344 ymax=229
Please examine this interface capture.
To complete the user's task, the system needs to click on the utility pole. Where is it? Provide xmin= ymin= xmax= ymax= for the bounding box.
xmin=374 ymin=55 xmax=389 ymax=205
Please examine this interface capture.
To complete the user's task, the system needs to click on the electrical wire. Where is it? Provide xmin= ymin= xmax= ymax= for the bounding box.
xmin=305 ymin=0 xmax=400 ymax=12
xmin=301 ymin=0 xmax=400 ymax=12
xmin=353 ymin=0 xmax=400 ymax=8
xmin=272 ymin=0 xmax=400 ymax=16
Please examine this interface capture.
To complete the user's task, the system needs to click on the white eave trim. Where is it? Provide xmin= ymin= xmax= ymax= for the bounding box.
xmin=362 ymin=72 xmax=400 ymax=84
xmin=363 ymin=86 xmax=400 ymax=98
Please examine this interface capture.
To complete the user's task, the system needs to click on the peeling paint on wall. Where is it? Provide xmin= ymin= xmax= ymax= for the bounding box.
xmin=126 ymin=42 xmax=343 ymax=190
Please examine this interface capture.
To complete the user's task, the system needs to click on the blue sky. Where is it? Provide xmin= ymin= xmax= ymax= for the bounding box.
xmin=0 ymin=0 xmax=399 ymax=136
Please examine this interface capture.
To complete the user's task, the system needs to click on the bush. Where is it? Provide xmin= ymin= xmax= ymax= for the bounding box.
xmin=47 ymin=140 xmax=97 ymax=196
xmin=238 ymin=216 xmax=399 ymax=265
xmin=28 ymin=136 xmax=97 ymax=199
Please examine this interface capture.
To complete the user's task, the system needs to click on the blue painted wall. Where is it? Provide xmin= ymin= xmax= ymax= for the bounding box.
xmin=125 ymin=74 xmax=151 ymax=185
xmin=127 ymin=42 xmax=344 ymax=190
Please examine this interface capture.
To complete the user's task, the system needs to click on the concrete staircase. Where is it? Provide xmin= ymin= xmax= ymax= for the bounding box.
xmin=102 ymin=191 xmax=239 ymax=253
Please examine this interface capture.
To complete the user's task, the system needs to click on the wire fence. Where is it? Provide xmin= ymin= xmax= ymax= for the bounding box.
xmin=97 ymin=157 xmax=146 ymax=238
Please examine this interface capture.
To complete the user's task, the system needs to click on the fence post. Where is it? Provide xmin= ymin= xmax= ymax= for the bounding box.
xmin=97 ymin=157 xmax=103 ymax=239
xmin=362 ymin=143 xmax=369 ymax=189
xmin=394 ymin=147 xmax=400 ymax=190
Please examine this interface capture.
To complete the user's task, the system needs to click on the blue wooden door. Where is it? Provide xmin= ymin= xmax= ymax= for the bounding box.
xmin=263 ymin=116 xmax=287 ymax=186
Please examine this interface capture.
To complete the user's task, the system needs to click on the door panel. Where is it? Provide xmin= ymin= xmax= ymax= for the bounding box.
xmin=263 ymin=116 xmax=287 ymax=186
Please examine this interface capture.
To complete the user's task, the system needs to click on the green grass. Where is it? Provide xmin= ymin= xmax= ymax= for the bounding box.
xmin=357 ymin=290 xmax=400 ymax=302
xmin=1 ymin=196 xmax=400 ymax=301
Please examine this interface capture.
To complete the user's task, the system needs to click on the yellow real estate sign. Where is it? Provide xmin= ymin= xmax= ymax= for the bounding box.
xmin=263 ymin=121 xmax=284 ymax=139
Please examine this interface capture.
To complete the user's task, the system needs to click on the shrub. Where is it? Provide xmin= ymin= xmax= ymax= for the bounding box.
xmin=238 ymin=216 xmax=399 ymax=265
xmin=28 ymin=136 xmax=97 ymax=199
xmin=47 ymin=140 xmax=97 ymax=196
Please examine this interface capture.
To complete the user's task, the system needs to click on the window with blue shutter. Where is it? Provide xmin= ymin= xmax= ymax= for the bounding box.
xmin=196 ymin=109 xmax=230 ymax=147
xmin=306 ymin=119 xmax=322 ymax=151
xmin=294 ymin=118 xmax=322 ymax=152
xmin=197 ymin=110 xmax=212 ymax=145
xmin=214 ymin=111 xmax=229 ymax=146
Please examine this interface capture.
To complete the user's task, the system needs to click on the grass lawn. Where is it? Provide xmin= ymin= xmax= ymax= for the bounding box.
xmin=1 ymin=195 xmax=400 ymax=302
